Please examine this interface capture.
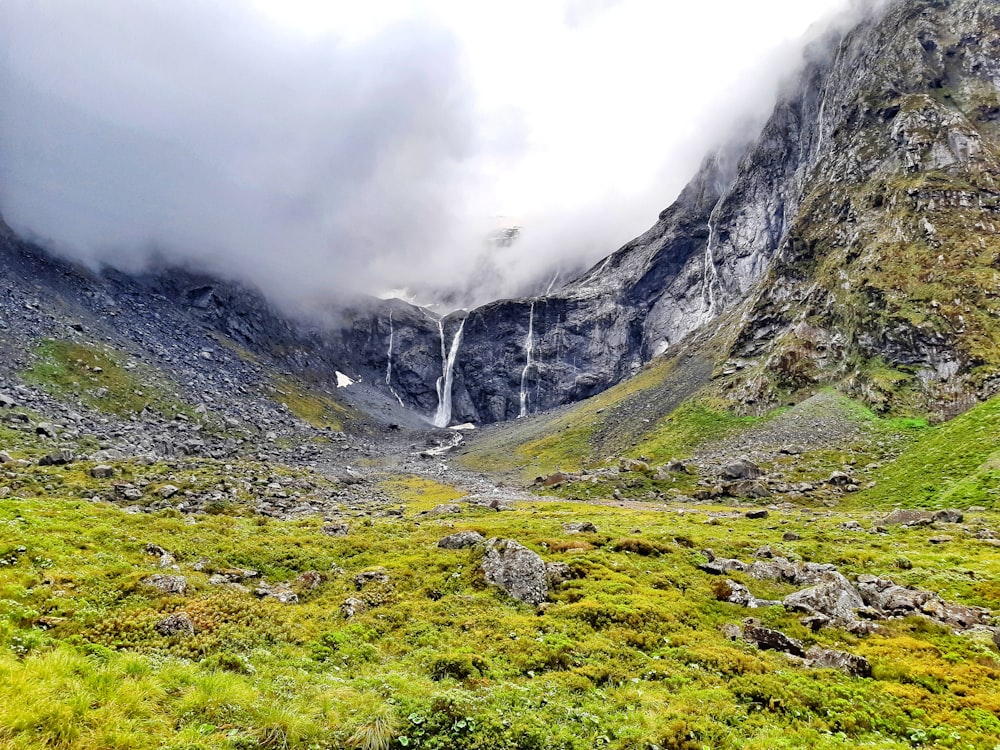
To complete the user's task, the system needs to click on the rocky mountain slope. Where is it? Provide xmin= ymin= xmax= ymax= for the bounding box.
xmin=2 ymin=2 xmax=996 ymax=432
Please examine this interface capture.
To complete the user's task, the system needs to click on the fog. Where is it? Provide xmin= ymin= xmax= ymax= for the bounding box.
xmin=0 ymin=0 xmax=888 ymax=311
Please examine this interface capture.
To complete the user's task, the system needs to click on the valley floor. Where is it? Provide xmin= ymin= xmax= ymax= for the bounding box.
xmin=2 ymin=380 xmax=1000 ymax=750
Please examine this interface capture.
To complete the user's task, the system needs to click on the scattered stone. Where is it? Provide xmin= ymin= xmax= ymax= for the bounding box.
xmin=35 ymin=422 xmax=58 ymax=438
xmin=142 ymin=574 xmax=187 ymax=595
xmin=341 ymin=597 xmax=368 ymax=619
xmin=745 ymin=509 xmax=769 ymax=520
xmin=880 ymin=509 xmax=934 ymax=526
xmin=254 ymin=582 xmax=298 ymax=604
xmin=754 ymin=545 xmax=775 ymax=559
xmin=722 ymin=459 xmax=762 ymax=480
xmin=620 ymin=458 xmax=652 ymax=474
xmin=0 ymin=394 xmax=15 ymax=408
xmin=716 ymin=579 xmax=780 ymax=609
xmin=158 ymin=485 xmax=180 ymax=499
xmin=321 ymin=522 xmax=350 ymax=537
xmin=354 ymin=568 xmax=389 ymax=589
xmin=721 ymin=623 xmax=742 ymax=640
xmin=145 ymin=543 xmax=168 ymax=557
xmin=855 ymin=575 xmax=991 ymax=630
xmin=840 ymin=521 xmax=864 ymax=531
xmin=726 ymin=481 xmax=771 ymax=499
xmin=90 ymin=465 xmax=114 ymax=479
xmin=535 ymin=472 xmax=571 ymax=487
xmin=805 ymin=646 xmax=871 ymax=677
xmin=827 ymin=471 xmax=854 ymax=487
xmin=563 ymin=521 xmax=598 ymax=534
xmin=782 ymin=531 xmax=801 ymax=542
xmin=783 ymin=574 xmax=865 ymax=626
xmin=438 ymin=531 xmax=485 ymax=549
xmin=0 ymin=451 xmax=13 ymax=464
xmin=742 ymin=618 xmax=805 ymax=657
xmin=39 ymin=449 xmax=74 ymax=466
xmin=932 ymin=509 xmax=964 ymax=524
xmin=155 ymin=611 xmax=195 ymax=636
xmin=928 ymin=535 xmax=953 ymax=545
xmin=295 ymin=571 xmax=322 ymax=590
xmin=545 ymin=561 xmax=576 ymax=587
xmin=481 ymin=538 xmax=549 ymax=605
xmin=423 ymin=503 xmax=461 ymax=516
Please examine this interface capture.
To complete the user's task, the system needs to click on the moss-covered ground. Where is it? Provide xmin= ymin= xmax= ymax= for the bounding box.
xmin=3 ymin=416 xmax=1000 ymax=748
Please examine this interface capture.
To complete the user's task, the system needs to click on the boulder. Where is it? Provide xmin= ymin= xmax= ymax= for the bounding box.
xmin=321 ymin=522 xmax=350 ymax=537
xmin=783 ymin=573 xmax=864 ymax=625
xmin=563 ymin=521 xmax=598 ymax=534
xmin=0 ymin=451 xmax=13 ymax=464
xmin=423 ymin=503 xmax=461 ymax=516
xmin=438 ymin=531 xmax=485 ymax=550
xmin=0 ymin=393 xmax=15 ymax=408
xmin=932 ymin=509 xmax=963 ymax=524
xmin=157 ymin=485 xmax=180 ymax=499
xmin=254 ymin=582 xmax=298 ymax=604
xmin=880 ymin=509 xmax=934 ymax=526
xmin=716 ymin=579 xmax=780 ymax=609
xmin=745 ymin=509 xmax=769 ymax=520
xmin=742 ymin=618 xmax=805 ymax=657
xmin=782 ymin=531 xmax=802 ymax=541
xmin=90 ymin=465 xmax=115 ymax=479
xmin=805 ymin=646 xmax=872 ymax=677
xmin=620 ymin=458 xmax=652 ymax=474
xmin=481 ymin=538 xmax=548 ymax=605
xmin=155 ymin=611 xmax=195 ymax=636
xmin=535 ymin=472 xmax=571 ymax=487
xmin=340 ymin=597 xmax=368 ymax=619
xmin=354 ymin=568 xmax=389 ymax=589
xmin=35 ymin=422 xmax=58 ymax=438
xmin=722 ymin=459 xmax=762 ymax=480
xmin=39 ymin=449 xmax=74 ymax=466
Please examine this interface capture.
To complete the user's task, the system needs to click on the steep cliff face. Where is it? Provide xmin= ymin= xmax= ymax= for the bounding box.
xmin=446 ymin=0 xmax=1000 ymax=424
xmin=2 ymin=0 xmax=996 ymax=428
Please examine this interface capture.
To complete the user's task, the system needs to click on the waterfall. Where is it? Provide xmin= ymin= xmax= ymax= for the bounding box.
xmin=433 ymin=317 xmax=466 ymax=428
xmin=385 ymin=310 xmax=405 ymax=407
xmin=518 ymin=302 xmax=536 ymax=418
xmin=700 ymin=216 xmax=722 ymax=324
xmin=545 ymin=270 xmax=560 ymax=295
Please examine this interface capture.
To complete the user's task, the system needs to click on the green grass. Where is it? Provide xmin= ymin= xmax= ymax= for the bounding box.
xmin=3 ymin=435 xmax=1000 ymax=748
xmin=626 ymin=399 xmax=763 ymax=465
xmin=23 ymin=339 xmax=199 ymax=420
xmin=862 ymin=393 xmax=1000 ymax=509
xmin=269 ymin=376 xmax=354 ymax=432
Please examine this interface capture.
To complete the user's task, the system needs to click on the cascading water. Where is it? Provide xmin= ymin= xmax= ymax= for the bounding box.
xmin=433 ymin=317 xmax=466 ymax=428
xmin=700 ymin=216 xmax=722 ymax=324
xmin=518 ymin=302 xmax=536 ymax=418
xmin=385 ymin=310 xmax=405 ymax=407
xmin=545 ymin=271 xmax=560 ymax=295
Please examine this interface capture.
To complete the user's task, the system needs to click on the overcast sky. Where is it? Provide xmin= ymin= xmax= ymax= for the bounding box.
xmin=0 ymin=0 xmax=858 ymax=308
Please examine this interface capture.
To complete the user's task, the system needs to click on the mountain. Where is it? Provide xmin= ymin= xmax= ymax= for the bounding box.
xmin=2 ymin=0 xmax=999 ymax=431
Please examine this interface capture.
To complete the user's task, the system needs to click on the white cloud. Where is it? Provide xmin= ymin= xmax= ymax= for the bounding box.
xmin=0 ymin=0 xmax=860 ymax=309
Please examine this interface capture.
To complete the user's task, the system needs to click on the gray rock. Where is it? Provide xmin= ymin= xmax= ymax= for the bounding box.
xmin=932 ymin=509 xmax=964 ymax=524
xmin=0 ymin=393 xmax=15 ymax=408
xmin=157 ymin=484 xmax=180 ymax=499
xmin=717 ymin=579 xmax=780 ymax=609
xmin=783 ymin=573 xmax=864 ymax=625
xmin=90 ymin=465 xmax=114 ymax=478
xmin=782 ymin=531 xmax=801 ymax=541
xmin=321 ymin=522 xmax=350 ymax=537
xmin=39 ymin=449 xmax=74 ymax=466
xmin=254 ymin=582 xmax=298 ymax=604
xmin=805 ymin=646 xmax=871 ymax=677
xmin=35 ymin=422 xmax=58 ymax=438
xmin=341 ymin=597 xmax=368 ymax=619
xmin=745 ymin=509 xmax=769 ymax=520
xmin=481 ymin=538 xmax=548 ymax=605
xmin=422 ymin=503 xmax=462 ymax=516
xmin=155 ymin=611 xmax=195 ymax=636
xmin=438 ymin=531 xmax=485 ymax=549
xmin=742 ymin=618 xmax=805 ymax=657
xmin=545 ymin=561 xmax=575 ymax=587
xmin=0 ymin=451 xmax=13 ymax=464
xmin=142 ymin=574 xmax=187 ymax=595
xmin=722 ymin=459 xmax=762 ymax=480
xmin=880 ymin=509 xmax=934 ymax=526
xmin=563 ymin=521 xmax=598 ymax=534
xmin=354 ymin=568 xmax=389 ymax=589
